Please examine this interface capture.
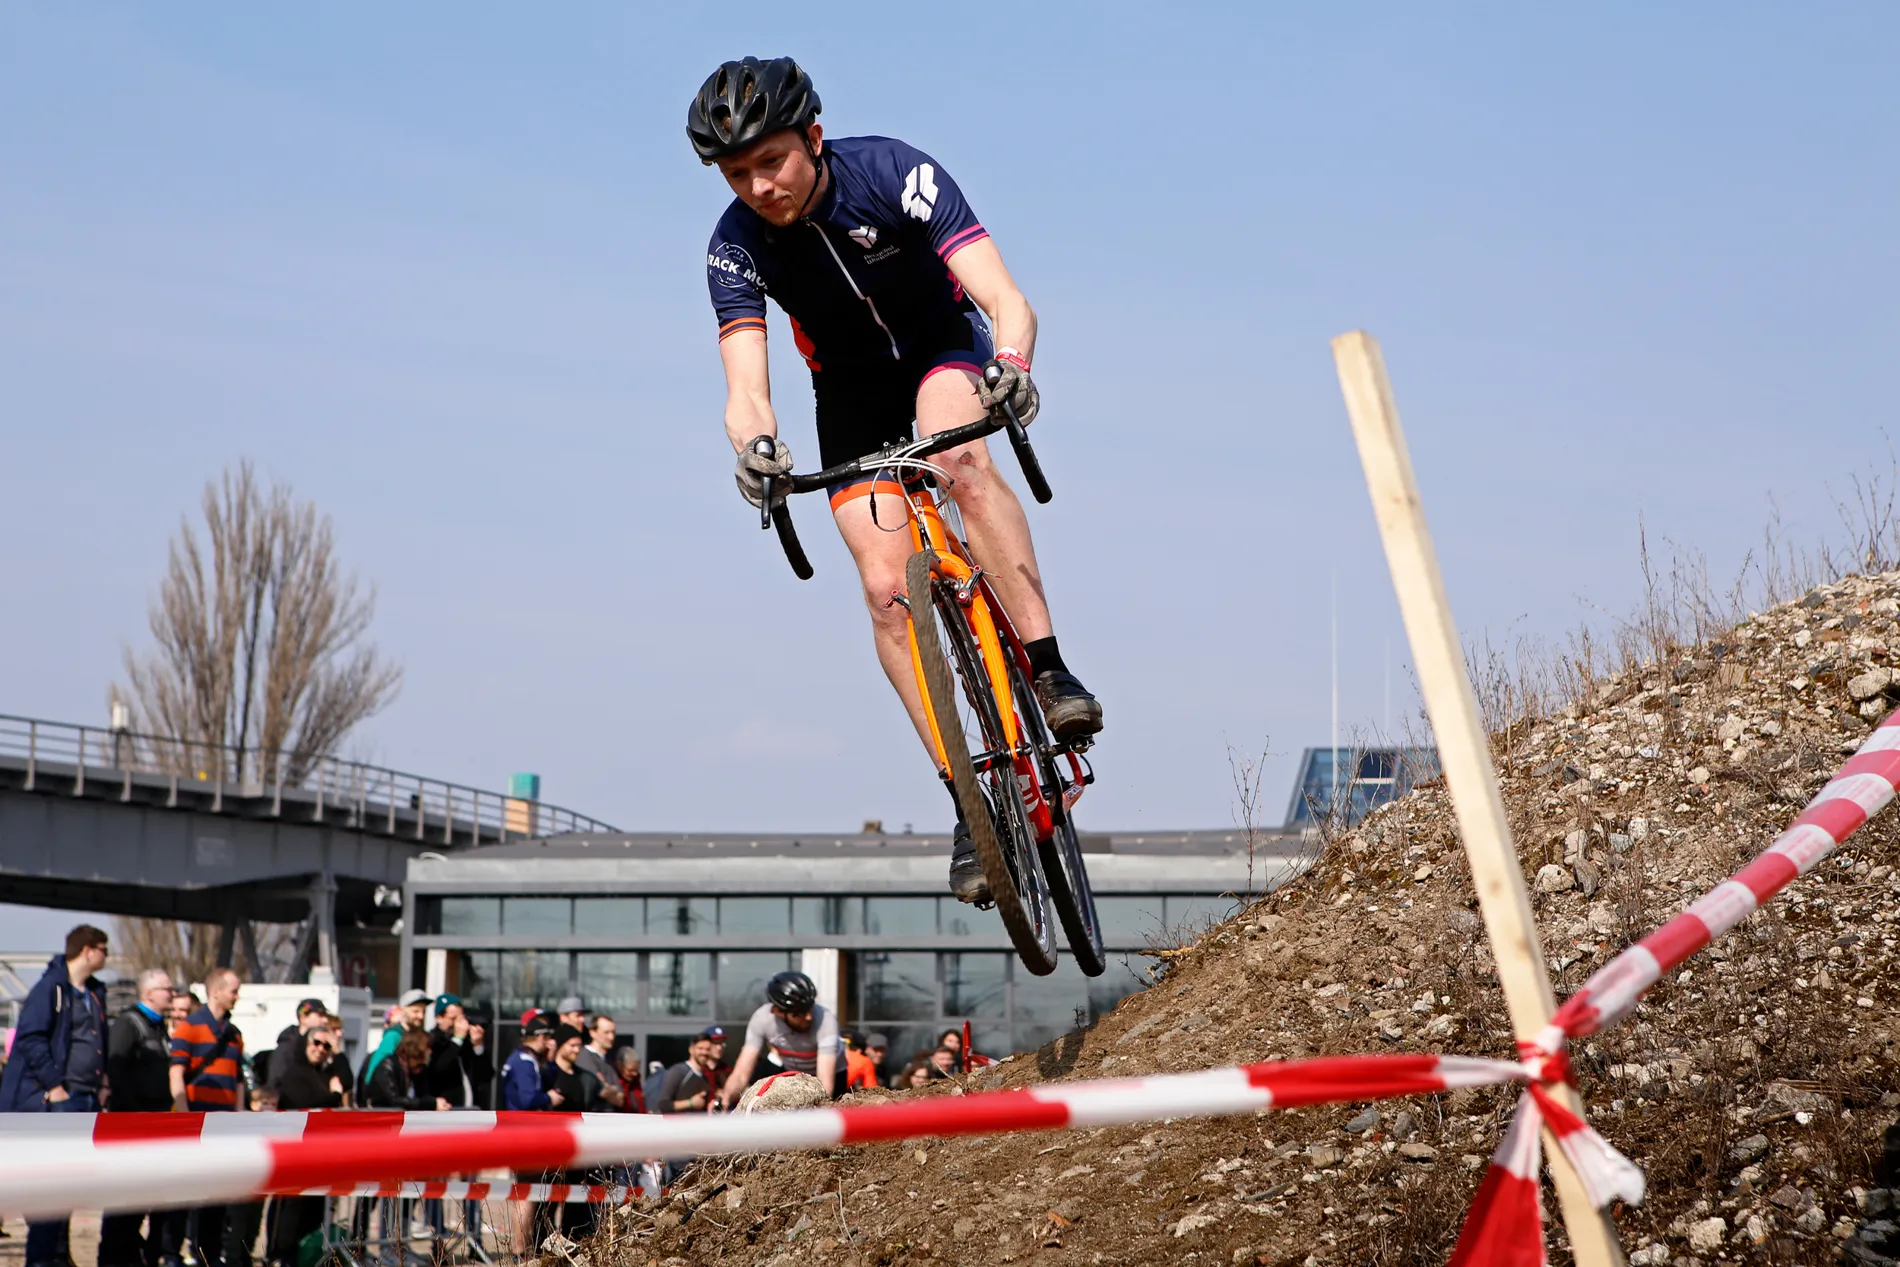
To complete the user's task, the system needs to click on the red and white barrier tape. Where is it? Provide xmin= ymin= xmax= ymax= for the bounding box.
xmin=1 ymin=1055 xmax=1548 ymax=1219
xmin=300 ymin=1181 xmax=659 ymax=1203
xmin=1446 ymin=707 xmax=1900 ymax=1264
xmin=6 ymin=710 xmax=1897 ymax=1264
xmin=0 ymin=1110 xmax=587 ymax=1144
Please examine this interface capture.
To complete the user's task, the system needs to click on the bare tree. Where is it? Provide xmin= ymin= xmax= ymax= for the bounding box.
xmin=113 ymin=919 xmax=274 ymax=990
xmin=115 ymin=460 xmax=401 ymax=983
xmin=118 ymin=460 xmax=402 ymax=784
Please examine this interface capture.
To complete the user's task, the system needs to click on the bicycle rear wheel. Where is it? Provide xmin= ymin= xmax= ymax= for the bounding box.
xmin=907 ymin=550 xmax=1059 ymax=976
xmin=1005 ymin=649 xmax=1107 ymax=977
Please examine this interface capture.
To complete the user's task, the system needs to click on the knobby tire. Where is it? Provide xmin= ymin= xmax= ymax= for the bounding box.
xmin=907 ymin=549 xmax=1059 ymax=976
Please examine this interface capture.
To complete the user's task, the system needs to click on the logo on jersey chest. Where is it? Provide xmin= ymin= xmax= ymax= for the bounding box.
xmin=848 ymin=225 xmax=878 ymax=249
xmin=708 ymin=241 xmax=765 ymax=290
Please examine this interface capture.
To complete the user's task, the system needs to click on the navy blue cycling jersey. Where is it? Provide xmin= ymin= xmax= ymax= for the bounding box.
xmin=706 ymin=136 xmax=990 ymax=372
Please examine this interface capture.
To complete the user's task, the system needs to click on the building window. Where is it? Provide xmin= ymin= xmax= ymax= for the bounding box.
xmin=420 ymin=897 xmax=500 ymax=936
xmin=792 ymin=897 xmax=861 ymax=937
xmin=453 ymin=951 xmax=500 ymax=1006
xmin=942 ymin=952 xmax=1008 ymax=1018
xmin=498 ymin=950 xmax=570 ymax=1015
xmin=576 ymin=952 xmax=640 ymax=1016
xmin=937 ymin=899 xmax=982 ymax=938
xmin=649 ymin=952 xmax=711 ymax=1017
xmin=860 ymin=951 xmax=938 ymax=1021
xmin=1009 ymin=957 xmax=1091 ymax=1055
xmin=720 ymin=898 xmax=791 ymax=937
xmin=864 ymin=897 xmax=936 ymax=937
xmin=649 ymin=897 xmax=716 ymax=937
xmin=503 ymin=898 xmax=571 ymax=937
xmin=1090 ymin=896 xmax=1167 ymax=947
xmin=715 ymin=951 xmax=795 ymax=1021
xmin=574 ymin=899 xmax=643 ymax=937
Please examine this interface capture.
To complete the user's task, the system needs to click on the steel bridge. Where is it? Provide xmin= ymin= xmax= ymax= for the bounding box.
xmin=0 ymin=713 xmax=614 ymax=981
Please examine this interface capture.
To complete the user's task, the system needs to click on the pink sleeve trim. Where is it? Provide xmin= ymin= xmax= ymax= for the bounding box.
xmin=938 ymin=225 xmax=990 ymax=261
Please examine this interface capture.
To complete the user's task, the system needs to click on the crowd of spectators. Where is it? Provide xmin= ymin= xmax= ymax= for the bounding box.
xmin=2 ymin=926 xmax=997 ymax=1267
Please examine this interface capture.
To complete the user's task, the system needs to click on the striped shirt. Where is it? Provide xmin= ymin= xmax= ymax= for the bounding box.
xmin=170 ymin=1005 xmax=245 ymax=1110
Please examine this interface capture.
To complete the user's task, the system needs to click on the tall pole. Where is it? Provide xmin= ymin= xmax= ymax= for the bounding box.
xmin=1331 ymin=330 xmax=1624 ymax=1266
xmin=1330 ymin=571 xmax=1339 ymax=786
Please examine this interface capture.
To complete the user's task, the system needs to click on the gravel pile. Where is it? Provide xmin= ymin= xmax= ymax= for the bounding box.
xmin=604 ymin=574 xmax=1900 ymax=1267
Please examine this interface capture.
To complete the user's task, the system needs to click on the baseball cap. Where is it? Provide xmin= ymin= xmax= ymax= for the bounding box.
xmin=865 ymin=1033 xmax=889 ymax=1050
xmin=555 ymin=995 xmax=584 ymax=1014
xmin=523 ymin=1014 xmax=556 ymax=1037
xmin=518 ymin=1008 xmax=541 ymax=1028
xmin=398 ymin=988 xmax=429 ymax=1007
xmin=694 ymin=1025 xmax=727 ymax=1042
xmin=434 ymin=992 xmax=462 ymax=1012
xmin=296 ymin=998 xmax=325 ymax=1018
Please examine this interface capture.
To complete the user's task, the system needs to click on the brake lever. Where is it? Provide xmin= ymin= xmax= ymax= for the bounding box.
xmin=752 ymin=435 xmax=780 ymax=530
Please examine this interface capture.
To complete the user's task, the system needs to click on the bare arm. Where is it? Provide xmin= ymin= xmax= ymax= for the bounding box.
xmin=719 ymin=330 xmax=777 ymax=455
xmin=720 ymin=1045 xmax=761 ymax=1106
xmin=945 ymin=238 xmax=1037 ymax=364
xmin=169 ymin=1064 xmax=186 ymax=1113
xmin=816 ymin=1050 xmax=838 ymax=1093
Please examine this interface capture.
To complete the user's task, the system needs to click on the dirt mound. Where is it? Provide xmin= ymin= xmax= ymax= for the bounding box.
xmin=607 ymin=574 xmax=1900 ymax=1267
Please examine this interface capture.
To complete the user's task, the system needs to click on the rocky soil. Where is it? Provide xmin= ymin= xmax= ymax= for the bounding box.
xmin=597 ymin=573 xmax=1900 ymax=1267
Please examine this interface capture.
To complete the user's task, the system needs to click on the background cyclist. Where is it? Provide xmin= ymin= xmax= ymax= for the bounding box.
xmin=690 ymin=57 xmax=1103 ymax=905
xmin=717 ymin=970 xmax=841 ymax=1105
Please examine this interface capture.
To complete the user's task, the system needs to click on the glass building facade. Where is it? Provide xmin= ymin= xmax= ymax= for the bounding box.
xmin=400 ymin=830 xmax=1295 ymax=1075
xmin=1282 ymin=746 xmax=1441 ymax=830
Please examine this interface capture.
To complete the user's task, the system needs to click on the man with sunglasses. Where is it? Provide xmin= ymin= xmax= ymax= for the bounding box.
xmin=100 ymin=969 xmax=179 ymax=1267
xmin=690 ymin=57 xmax=1104 ymax=907
xmin=717 ymin=971 xmax=841 ymax=1106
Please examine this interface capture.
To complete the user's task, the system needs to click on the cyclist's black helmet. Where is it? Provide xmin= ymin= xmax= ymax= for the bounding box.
xmin=766 ymin=970 xmax=818 ymax=1011
xmin=687 ymin=57 xmax=821 ymax=164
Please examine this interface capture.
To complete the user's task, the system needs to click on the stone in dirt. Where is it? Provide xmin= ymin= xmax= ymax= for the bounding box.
xmin=1687 ymin=1215 xmax=1727 ymax=1252
xmin=1343 ymin=1107 xmax=1380 ymax=1134
xmin=1170 ymin=1211 xmax=1221 ymax=1237
xmin=1850 ymin=668 xmax=1895 ymax=700
xmin=1534 ymin=863 xmax=1574 ymax=893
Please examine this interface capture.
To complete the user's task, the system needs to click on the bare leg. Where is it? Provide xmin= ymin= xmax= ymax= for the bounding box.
xmin=832 ymin=492 xmax=939 ymax=759
xmin=914 ymin=368 xmax=1054 ymax=643
xmin=830 ymin=367 xmax=1064 ymax=768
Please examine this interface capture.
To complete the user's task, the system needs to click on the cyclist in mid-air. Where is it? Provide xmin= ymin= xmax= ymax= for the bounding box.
xmin=690 ymin=56 xmax=1103 ymax=904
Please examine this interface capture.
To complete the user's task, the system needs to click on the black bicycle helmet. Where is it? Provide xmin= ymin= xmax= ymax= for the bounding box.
xmin=687 ymin=57 xmax=821 ymax=164
xmin=766 ymin=970 xmax=818 ymax=1011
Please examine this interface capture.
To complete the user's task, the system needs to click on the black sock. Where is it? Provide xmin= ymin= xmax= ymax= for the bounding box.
xmin=943 ymin=776 xmax=965 ymax=822
xmin=1025 ymin=636 xmax=1068 ymax=678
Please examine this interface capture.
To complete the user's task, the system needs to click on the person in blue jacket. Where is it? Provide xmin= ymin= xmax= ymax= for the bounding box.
xmin=500 ymin=1014 xmax=564 ymax=1252
xmin=500 ymin=1013 xmax=563 ymax=1111
xmin=0 ymin=924 xmax=111 ymax=1267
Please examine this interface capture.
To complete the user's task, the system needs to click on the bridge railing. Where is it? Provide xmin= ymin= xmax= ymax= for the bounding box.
xmin=0 ymin=713 xmax=614 ymax=844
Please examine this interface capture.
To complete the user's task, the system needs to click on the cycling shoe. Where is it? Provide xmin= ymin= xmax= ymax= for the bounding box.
xmin=1034 ymin=669 xmax=1103 ymax=740
xmin=948 ymin=819 xmax=990 ymax=904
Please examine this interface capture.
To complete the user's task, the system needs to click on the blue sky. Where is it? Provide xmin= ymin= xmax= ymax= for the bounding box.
xmin=3 ymin=5 xmax=1897 ymax=945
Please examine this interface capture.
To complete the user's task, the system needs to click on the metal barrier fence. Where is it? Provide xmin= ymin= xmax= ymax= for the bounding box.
xmin=0 ymin=713 xmax=615 ymax=845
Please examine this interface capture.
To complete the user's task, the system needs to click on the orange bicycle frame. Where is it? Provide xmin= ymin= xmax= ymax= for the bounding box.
xmin=896 ymin=478 xmax=1085 ymax=841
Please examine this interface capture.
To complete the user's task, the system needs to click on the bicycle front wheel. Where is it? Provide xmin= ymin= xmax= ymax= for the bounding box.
xmin=907 ymin=550 xmax=1059 ymax=976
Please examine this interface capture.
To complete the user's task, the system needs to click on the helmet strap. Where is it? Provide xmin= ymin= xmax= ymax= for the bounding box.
xmin=794 ymin=129 xmax=827 ymax=221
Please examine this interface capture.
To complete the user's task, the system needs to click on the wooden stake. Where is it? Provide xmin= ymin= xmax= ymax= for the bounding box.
xmin=1331 ymin=330 xmax=1625 ymax=1267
